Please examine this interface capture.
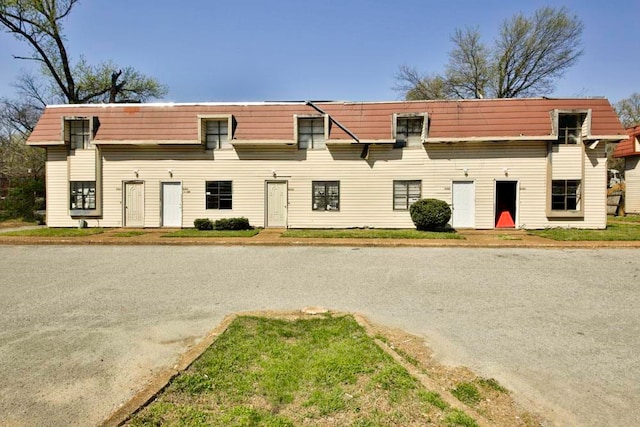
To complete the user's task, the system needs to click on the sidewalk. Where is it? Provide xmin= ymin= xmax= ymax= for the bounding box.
xmin=2 ymin=226 xmax=640 ymax=248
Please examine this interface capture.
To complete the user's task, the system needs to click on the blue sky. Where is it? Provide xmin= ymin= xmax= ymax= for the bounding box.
xmin=0 ymin=0 xmax=638 ymax=104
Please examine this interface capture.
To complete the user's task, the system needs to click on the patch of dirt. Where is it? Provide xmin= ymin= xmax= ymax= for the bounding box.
xmin=0 ymin=219 xmax=36 ymax=229
xmin=358 ymin=315 xmax=545 ymax=426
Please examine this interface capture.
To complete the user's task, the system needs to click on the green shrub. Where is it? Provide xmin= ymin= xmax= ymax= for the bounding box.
xmin=194 ymin=218 xmax=213 ymax=230
xmin=1 ymin=177 xmax=44 ymax=221
xmin=214 ymin=217 xmax=253 ymax=230
xmin=409 ymin=199 xmax=451 ymax=231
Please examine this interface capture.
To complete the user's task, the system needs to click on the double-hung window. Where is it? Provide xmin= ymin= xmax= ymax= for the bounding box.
xmin=70 ymin=181 xmax=96 ymax=210
xmin=312 ymin=181 xmax=339 ymax=211
xmin=206 ymin=181 xmax=232 ymax=209
xmin=298 ymin=117 xmax=326 ymax=149
xmin=556 ymin=114 xmax=584 ymax=144
xmin=551 ymin=179 xmax=581 ymax=211
xmin=395 ymin=114 xmax=426 ymax=147
xmin=393 ymin=180 xmax=421 ymax=210
xmin=66 ymin=118 xmax=91 ymax=149
xmin=199 ymin=116 xmax=233 ymax=150
xmin=205 ymin=120 xmax=229 ymax=150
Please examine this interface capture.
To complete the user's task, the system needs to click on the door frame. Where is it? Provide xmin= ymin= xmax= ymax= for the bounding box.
xmin=451 ymin=180 xmax=476 ymax=228
xmin=160 ymin=181 xmax=182 ymax=227
xmin=265 ymin=180 xmax=288 ymax=228
xmin=494 ymin=180 xmax=519 ymax=228
xmin=122 ymin=180 xmax=145 ymax=227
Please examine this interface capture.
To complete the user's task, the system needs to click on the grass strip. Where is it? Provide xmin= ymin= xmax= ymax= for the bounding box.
xmin=282 ymin=228 xmax=463 ymax=239
xmin=161 ymin=229 xmax=260 ymax=238
xmin=529 ymin=222 xmax=640 ymax=241
xmin=1 ymin=227 xmax=104 ymax=237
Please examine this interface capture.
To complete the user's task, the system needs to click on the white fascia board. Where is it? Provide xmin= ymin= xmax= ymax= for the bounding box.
xmin=583 ymin=135 xmax=630 ymax=141
xmin=26 ymin=140 xmax=65 ymax=146
xmin=46 ymin=101 xmax=310 ymax=109
xmin=425 ymin=135 xmax=558 ymax=143
xmin=93 ymin=139 xmax=200 ymax=145
xmin=230 ymin=140 xmax=297 ymax=147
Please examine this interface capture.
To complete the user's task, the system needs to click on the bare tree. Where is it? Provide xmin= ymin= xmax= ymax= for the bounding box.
xmin=0 ymin=0 xmax=167 ymax=104
xmin=395 ymin=7 xmax=583 ymax=100
xmin=615 ymin=93 xmax=640 ymax=128
xmin=446 ymin=28 xmax=491 ymax=99
xmin=493 ymin=7 xmax=583 ymax=98
xmin=394 ymin=66 xmax=453 ymax=100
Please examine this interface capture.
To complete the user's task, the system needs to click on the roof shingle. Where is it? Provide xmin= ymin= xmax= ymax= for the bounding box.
xmin=28 ymin=98 xmax=626 ymax=144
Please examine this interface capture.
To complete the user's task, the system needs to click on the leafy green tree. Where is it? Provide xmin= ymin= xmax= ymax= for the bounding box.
xmin=396 ymin=7 xmax=583 ymax=100
xmin=615 ymin=93 xmax=640 ymax=127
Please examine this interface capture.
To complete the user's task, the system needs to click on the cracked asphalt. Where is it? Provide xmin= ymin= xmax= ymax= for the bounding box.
xmin=1 ymin=245 xmax=639 ymax=426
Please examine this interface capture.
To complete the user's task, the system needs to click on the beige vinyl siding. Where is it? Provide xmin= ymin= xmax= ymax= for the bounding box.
xmin=625 ymin=158 xmax=640 ymax=214
xmin=44 ymin=140 xmax=607 ymax=229
xmin=550 ymin=146 xmax=607 ymax=228
xmin=46 ymin=147 xmax=73 ymax=226
xmin=550 ymin=144 xmax=582 ymax=179
xmin=423 ymin=142 xmax=549 ymax=229
xmin=68 ymin=148 xmax=97 ymax=181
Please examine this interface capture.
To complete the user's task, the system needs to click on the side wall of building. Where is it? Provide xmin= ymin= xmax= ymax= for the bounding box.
xmin=624 ymin=157 xmax=640 ymax=214
xmin=44 ymin=141 xmax=607 ymax=229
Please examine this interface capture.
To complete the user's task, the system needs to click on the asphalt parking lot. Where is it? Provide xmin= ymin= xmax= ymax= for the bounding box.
xmin=1 ymin=245 xmax=639 ymax=426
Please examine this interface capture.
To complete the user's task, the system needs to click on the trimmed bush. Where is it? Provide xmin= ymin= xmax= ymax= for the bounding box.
xmin=214 ymin=217 xmax=253 ymax=230
xmin=194 ymin=218 xmax=213 ymax=230
xmin=409 ymin=198 xmax=451 ymax=231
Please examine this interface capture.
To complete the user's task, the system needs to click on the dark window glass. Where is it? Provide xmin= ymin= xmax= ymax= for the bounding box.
xmin=206 ymin=181 xmax=232 ymax=209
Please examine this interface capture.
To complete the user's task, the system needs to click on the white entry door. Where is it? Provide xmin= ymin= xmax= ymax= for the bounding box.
xmin=266 ymin=181 xmax=287 ymax=227
xmin=124 ymin=181 xmax=144 ymax=227
xmin=452 ymin=181 xmax=475 ymax=228
xmin=161 ymin=182 xmax=182 ymax=227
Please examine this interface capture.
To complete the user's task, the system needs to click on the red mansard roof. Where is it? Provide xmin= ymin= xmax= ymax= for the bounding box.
xmin=613 ymin=126 xmax=640 ymax=158
xmin=27 ymin=98 xmax=626 ymax=145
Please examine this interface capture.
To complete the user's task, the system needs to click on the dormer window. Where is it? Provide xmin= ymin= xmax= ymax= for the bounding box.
xmin=297 ymin=116 xmax=326 ymax=149
xmin=552 ymin=110 xmax=590 ymax=145
xmin=557 ymin=114 xmax=584 ymax=144
xmin=64 ymin=117 xmax=92 ymax=149
xmin=394 ymin=113 xmax=427 ymax=147
xmin=199 ymin=115 xmax=234 ymax=150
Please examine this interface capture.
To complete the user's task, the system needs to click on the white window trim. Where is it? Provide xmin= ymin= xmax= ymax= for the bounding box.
xmin=198 ymin=114 xmax=234 ymax=150
xmin=392 ymin=112 xmax=429 ymax=145
xmin=294 ymin=114 xmax=329 ymax=149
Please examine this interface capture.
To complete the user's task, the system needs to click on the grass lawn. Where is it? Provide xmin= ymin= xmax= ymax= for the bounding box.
xmin=161 ymin=229 xmax=260 ymax=238
xmin=126 ymin=315 xmax=486 ymax=427
xmin=282 ymin=228 xmax=463 ymax=239
xmin=528 ymin=221 xmax=640 ymax=241
xmin=0 ymin=227 xmax=104 ymax=237
xmin=608 ymin=214 xmax=640 ymax=223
